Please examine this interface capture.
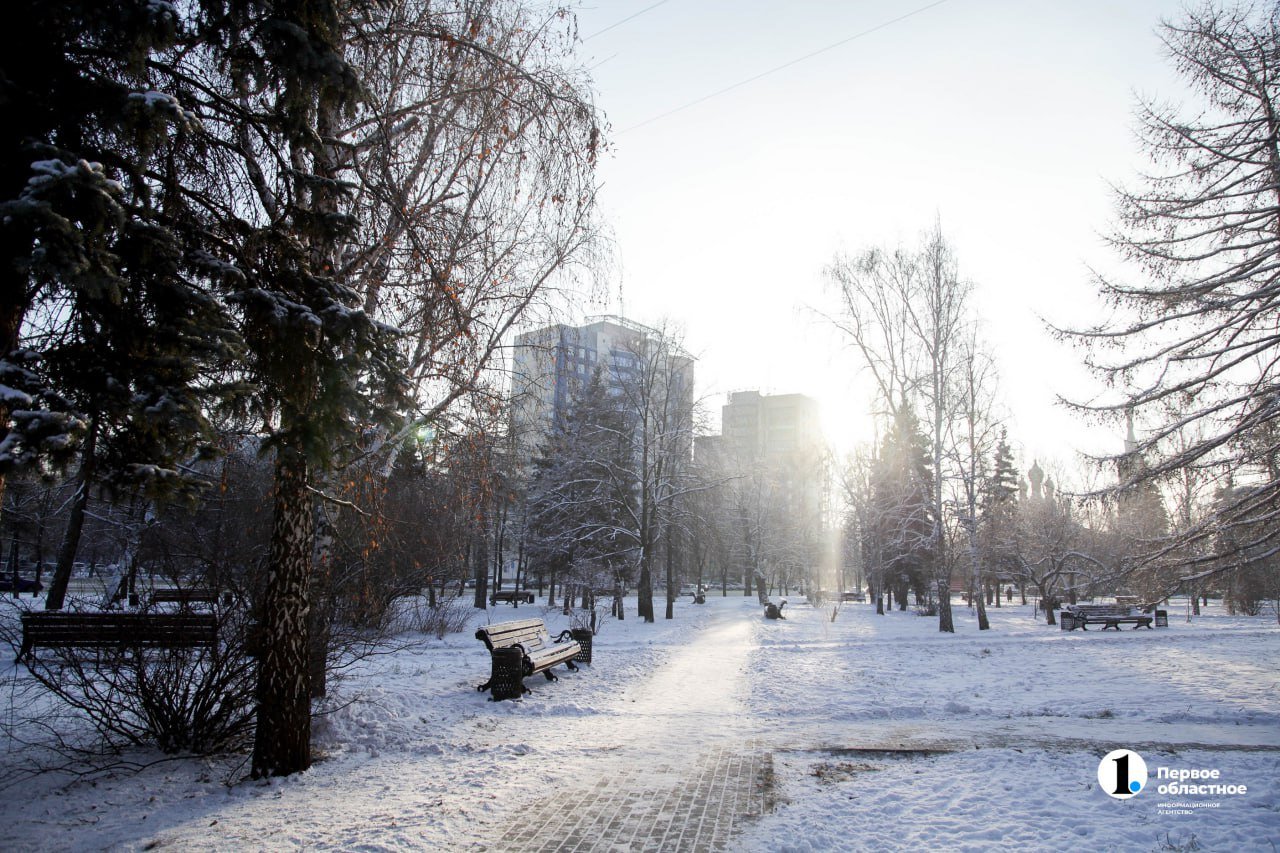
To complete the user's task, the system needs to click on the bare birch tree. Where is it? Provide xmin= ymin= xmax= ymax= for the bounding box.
xmin=950 ymin=336 xmax=1001 ymax=630
xmin=1062 ymin=2 xmax=1280 ymax=597
xmin=826 ymin=224 xmax=978 ymax=631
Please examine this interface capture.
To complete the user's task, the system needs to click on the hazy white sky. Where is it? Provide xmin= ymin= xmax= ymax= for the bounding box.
xmin=560 ymin=0 xmax=1189 ymax=472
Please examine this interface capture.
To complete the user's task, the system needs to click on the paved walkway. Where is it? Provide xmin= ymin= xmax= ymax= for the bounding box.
xmin=482 ymin=608 xmax=772 ymax=851
xmin=492 ymin=744 xmax=772 ymax=852
xmin=474 ymin=603 xmax=1280 ymax=852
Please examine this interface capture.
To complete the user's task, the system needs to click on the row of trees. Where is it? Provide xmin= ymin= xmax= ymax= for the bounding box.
xmin=523 ymin=324 xmax=700 ymax=623
xmin=834 ymin=2 xmax=1280 ymax=627
xmin=827 ymin=224 xmax=990 ymax=632
xmin=1 ymin=0 xmax=602 ymax=776
xmin=1062 ymin=1 xmax=1280 ymax=619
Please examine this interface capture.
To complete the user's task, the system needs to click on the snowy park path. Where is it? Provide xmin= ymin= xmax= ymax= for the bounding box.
xmin=485 ymin=602 xmax=773 ymax=851
xmin=0 ymin=595 xmax=1275 ymax=851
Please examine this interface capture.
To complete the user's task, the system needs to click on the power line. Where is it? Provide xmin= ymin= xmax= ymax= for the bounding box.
xmin=584 ymin=0 xmax=674 ymax=41
xmin=618 ymin=0 xmax=952 ymax=135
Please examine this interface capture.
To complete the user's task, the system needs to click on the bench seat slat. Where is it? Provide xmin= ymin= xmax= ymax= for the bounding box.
xmin=527 ymin=643 xmax=580 ymax=673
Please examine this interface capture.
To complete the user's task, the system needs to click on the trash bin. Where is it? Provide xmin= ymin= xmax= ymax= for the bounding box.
xmin=1060 ymin=611 xmax=1076 ymax=631
xmin=1154 ymin=609 xmax=1168 ymax=628
xmin=570 ymin=628 xmax=592 ymax=664
xmin=487 ymin=646 xmax=525 ymax=701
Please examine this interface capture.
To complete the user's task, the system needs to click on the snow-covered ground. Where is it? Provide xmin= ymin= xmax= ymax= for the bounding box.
xmin=0 ymin=593 xmax=1275 ymax=851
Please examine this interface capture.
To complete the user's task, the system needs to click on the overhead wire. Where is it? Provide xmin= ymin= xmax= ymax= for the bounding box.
xmin=583 ymin=0 xmax=674 ymax=41
xmin=616 ymin=0 xmax=953 ymax=135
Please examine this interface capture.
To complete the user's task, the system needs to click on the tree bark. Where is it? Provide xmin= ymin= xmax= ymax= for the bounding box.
xmin=44 ymin=425 xmax=96 ymax=611
xmin=937 ymin=578 xmax=955 ymax=632
xmin=637 ymin=558 xmax=654 ymax=622
xmin=251 ymin=447 xmax=314 ymax=778
xmin=7 ymin=535 xmax=18 ymax=600
xmin=664 ymin=523 xmax=675 ymax=620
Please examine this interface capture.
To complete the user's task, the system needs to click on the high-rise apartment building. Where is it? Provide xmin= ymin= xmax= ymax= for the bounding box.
xmin=510 ymin=316 xmax=693 ymax=464
xmin=696 ymin=390 xmax=830 ymax=593
xmin=719 ymin=390 xmax=827 ymax=530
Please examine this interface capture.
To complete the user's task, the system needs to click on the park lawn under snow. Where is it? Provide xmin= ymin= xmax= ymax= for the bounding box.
xmin=0 ymin=592 xmax=1275 ymax=851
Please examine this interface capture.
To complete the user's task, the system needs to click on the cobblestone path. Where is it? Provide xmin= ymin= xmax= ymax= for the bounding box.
xmin=480 ymin=610 xmax=768 ymax=851
xmin=491 ymin=743 xmax=773 ymax=852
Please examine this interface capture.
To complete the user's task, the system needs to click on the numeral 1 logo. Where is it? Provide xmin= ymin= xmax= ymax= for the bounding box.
xmin=1098 ymin=749 xmax=1148 ymax=799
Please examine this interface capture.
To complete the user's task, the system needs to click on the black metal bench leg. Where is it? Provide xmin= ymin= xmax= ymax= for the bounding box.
xmin=566 ymin=660 xmax=578 ymax=672
xmin=543 ymin=669 xmax=558 ymax=682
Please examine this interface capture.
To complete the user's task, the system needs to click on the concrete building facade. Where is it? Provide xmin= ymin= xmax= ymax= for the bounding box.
xmin=511 ymin=316 xmax=693 ymax=465
xmin=697 ymin=390 xmax=831 ymax=595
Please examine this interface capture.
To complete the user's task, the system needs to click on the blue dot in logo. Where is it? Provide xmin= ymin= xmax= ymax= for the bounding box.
xmin=1130 ymin=780 xmax=1142 ymax=793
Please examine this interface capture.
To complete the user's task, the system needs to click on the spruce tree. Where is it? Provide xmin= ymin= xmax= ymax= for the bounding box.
xmin=177 ymin=0 xmax=405 ymax=778
xmin=979 ymin=428 xmax=1019 ymax=607
xmin=1 ymin=2 xmax=242 ymax=609
xmin=525 ymin=369 xmax=637 ymax=613
xmin=870 ymin=406 xmax=935 ymax=611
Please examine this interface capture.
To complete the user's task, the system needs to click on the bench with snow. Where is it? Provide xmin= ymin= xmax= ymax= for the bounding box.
xmin=16 ymin=611 xmax=218 ymax=662
xmin=1063 ymin=604 xmax=1153 ymax=631
xmin=474 ymin=618 xmax=580 ymax=700
xmin=840 ymin=591 xmax=866 ymax=603
xmin=489 ymin=589 xmax=535 ymax=607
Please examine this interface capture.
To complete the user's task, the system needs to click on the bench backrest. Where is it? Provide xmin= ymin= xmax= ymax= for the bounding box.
xmin=151 ymin=588 xmax=220 ymax=605
xmin=1071 ymin=604 xmax=1133 ymax=617
xmin=22 ymin=611 xmax=217 ymax=648
xmin=476 ymin=618 xmax=549 ymax=654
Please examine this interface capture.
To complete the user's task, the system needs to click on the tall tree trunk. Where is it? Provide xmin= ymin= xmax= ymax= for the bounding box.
xmin=252 ymin=447 xmax=314 ymax=778
xmin=968 ymin=532 xmax=989 ymax=631
xmin=937 ymin=578 xmax=955 ymax=632
xmin=637 ymin=556 xmax=654 ymax=622
xmin=470 ymin=537 xmax=487 ymax=609
xmin=8 ymin=535 xmax=18 ymax=600
xmin=44 ymin=426 xmax=96 ymax=611
xmin=664 ymin=523 xmax=675 ymax=620
xmin=975 ymin=579 xmax=989 ymax=630
xmin=310 ymin=494 xmax=336 ymax=700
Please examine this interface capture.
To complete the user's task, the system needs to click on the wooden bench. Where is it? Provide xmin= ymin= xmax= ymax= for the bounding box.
xmin=150 ymin=588 xmax=227 ymax=607
xmin=840 ymin=591 xmax=866 ymax=603
xmin=474 ymin=618 xmax=580 ymax=700
xmin=489 ymin=589 xmax=535 ymax=607
xmin=17 ymin=611 xmax=218 ymax=662
xmin=1064 ymin=604 xmax=1153 ymax=631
